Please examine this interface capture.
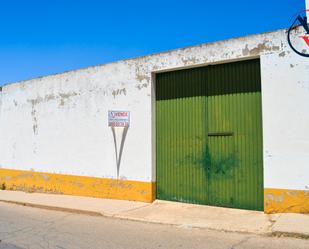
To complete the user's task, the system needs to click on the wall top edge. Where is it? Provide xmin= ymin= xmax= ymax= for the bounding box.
xmin=1 ymin=28 xmax=289 ymax=91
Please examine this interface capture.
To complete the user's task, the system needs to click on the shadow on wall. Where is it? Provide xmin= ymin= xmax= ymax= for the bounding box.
xmin=111 ymin=126 xmax=129 ymax=178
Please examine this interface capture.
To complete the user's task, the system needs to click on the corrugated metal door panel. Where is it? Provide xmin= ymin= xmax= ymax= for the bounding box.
xmin=156 ymin=59 xmax=263 ymax=210
xmin=207 ymin=94 xmax=236 ymax=208
xmin=205 ymin=60 xmax=263 ymax=210
xmin=206 ymin=93 xmax=263 ymax=210
xmin=156 ymin=67 xmax=208 ymax=204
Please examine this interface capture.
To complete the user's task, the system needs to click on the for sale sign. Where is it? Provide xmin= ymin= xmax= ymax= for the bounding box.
xmin=108 ymin=111 xmax=130 ymax=127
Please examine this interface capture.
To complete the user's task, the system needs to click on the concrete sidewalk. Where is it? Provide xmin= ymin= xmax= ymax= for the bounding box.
xmin=0 ymin=190 xmax=308 ymax=238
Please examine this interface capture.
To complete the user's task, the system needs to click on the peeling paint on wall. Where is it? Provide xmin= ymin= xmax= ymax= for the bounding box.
xmin=27 ymin=92 xmax=78 ymax=106
xmin=265 ymin=188 xmax=309 ymax=213
xmin=112 ymin=88 xmax=126 ymax=98
xmin=26 ymin=92 xmax=78 ymax=135
xmin=242 ymin=42 xmax=280 ymax=56
xmin=278 ymin=51 xmax=286 ymax=57
xmin=30 ymin=100 xmax=38 ymax=135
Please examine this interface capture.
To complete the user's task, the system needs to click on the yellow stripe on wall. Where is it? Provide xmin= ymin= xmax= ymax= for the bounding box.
xmin=264 ymin=188 xmax=309 ymax=214
xmin=0 ymin=168 xmax=155 ymax=202
xmin=2 ymin=168 xmax=308 ymax=213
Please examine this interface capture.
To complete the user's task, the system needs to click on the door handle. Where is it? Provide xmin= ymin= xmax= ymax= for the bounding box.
xmin=208 ymin=132 xmax=234 ymax=137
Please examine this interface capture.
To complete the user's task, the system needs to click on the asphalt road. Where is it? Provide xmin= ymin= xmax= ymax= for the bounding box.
xmin=0 ymin=202 xmax=308 ymax=249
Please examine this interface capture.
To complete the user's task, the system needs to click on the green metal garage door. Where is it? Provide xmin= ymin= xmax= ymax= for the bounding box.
xmin=156 ymin=59 xmax=263 ymax=211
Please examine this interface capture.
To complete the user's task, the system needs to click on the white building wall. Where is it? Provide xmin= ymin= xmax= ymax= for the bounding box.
xmin=0 ymin=28 xmax=308 ymax=192
xmin=0 ymin=62 xmax=153 ymax=182
xmin=261 ymin=51 xmax=309 ymax=191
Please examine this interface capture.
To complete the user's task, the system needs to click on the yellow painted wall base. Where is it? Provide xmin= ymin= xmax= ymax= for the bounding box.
xmin=0 ymin=168 xmax=155 ymax=202
xmin=1 ymin=168 xmax=308 ymax=213
xmin=264 ymin=188 xmax=309 ymax=214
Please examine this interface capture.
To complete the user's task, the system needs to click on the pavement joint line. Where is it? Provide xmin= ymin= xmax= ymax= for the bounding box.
xmin=266 ymin=215 xmax=276 ymax=234
xmin=115 ymin=203 xmax=152 ymax=215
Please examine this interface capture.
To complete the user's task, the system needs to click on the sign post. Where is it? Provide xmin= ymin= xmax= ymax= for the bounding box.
xmin=108 ymin=111 xmax=130 ymax=178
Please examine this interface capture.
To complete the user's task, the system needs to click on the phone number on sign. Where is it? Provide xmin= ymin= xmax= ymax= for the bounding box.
xmin=108 ymin=121 xmax=129 ymax=127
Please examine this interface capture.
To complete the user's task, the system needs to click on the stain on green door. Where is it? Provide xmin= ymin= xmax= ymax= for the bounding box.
xmin=156 ymin=59 xmax=263 ymax=211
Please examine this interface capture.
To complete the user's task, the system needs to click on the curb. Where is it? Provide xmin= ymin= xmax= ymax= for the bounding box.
xmin=0 ymin=200 xmax=103 ymax=217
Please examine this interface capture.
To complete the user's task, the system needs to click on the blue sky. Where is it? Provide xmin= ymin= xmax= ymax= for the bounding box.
xmin=0 ymin=0 xmax=305 ymax=86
